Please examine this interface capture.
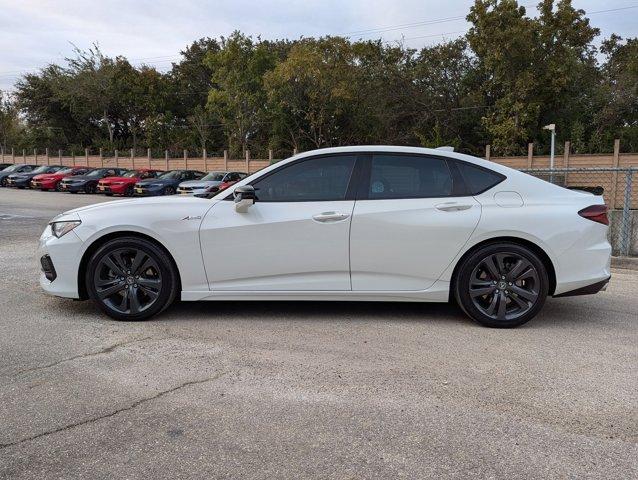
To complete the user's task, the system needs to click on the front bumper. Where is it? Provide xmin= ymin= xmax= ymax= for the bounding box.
xmin=134 ymin=185 xmax=164 ymax=196
xmin=59 ymin=182 xmax=85 ymax=192
xmin=38 ymin=223 xmax=83 ymax=298
xmin=98 ymin=183 xmax=126 ymax=194
xmin=32 ymin=179 xmax=57 ymax=189
xmin=7 ymin=178 xmax=30 ymax=187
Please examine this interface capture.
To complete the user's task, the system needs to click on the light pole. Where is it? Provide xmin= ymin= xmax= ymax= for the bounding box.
xmin=543 ymin=123 xmax=556 ymax=183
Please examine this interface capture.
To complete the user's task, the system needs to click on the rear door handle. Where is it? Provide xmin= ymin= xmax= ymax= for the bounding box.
xmin=435 ymin=202 xmax=473 ymax=212
xmin=312 ymin=211 xmax=350 ymax=223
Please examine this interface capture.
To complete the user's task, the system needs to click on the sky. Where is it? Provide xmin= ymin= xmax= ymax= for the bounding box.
xmin=0 ymin=0 xmax=636 ymax=91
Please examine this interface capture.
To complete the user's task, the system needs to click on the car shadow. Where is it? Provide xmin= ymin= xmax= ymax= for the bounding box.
xmin=159 ymin=299 xmax=474 ymax=326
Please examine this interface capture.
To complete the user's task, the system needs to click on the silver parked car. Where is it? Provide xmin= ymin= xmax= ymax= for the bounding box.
xmin=177 ymin=171 xmax=247 ymax=197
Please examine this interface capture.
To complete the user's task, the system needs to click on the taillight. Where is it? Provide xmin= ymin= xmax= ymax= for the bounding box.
xmin=578 ymin=205 xmax=609 ymax=225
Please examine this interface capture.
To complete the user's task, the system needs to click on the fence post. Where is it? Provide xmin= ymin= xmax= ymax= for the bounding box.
xmin=147 ymin=148 xmax=151 ymax=169
xmin=34 ymin=148 xmax=37 ymax=163
xmin=72 ymin=151 xmax=76 ymax=166
xmin=22 ymin=149 xmax=26 ymax=161
xmin=293 ymin=148 xmax=298 ymax=156
xmin=245 ymin=150 xmax=250 ymax=172
xmin=609 ymin=139 xmax=621 ymax=210
xmin=85 ymin=148 xmax=89 ymax=166
xmin=45 ymin=148 xmax=49 ymax=165
xmin=527 ymin=143 xmax=533 ymax=168
xmin=130 ymin=148 xmax=134 ymax=168
xmin=184 ymin=149 xmax=188 ymax=169
xmin=165 ymin=150 xmax=169 ymax=170
xmin=58 ymin=149 xmax=62 ymax=164
xmin=268 ymin=149 xmax=273 ymax=163
xmin=0 ymin=146 xmax=3 ymax=162
xmin=114 ymin=149 xmax=119 ymax=167
xmin=620 ymin=169 xmax=634 ymax=256
xmin=11 ymin=148 xmax=15 ymax=162
xmin=485 ymin=145 xmax=491 ymax=161
xmin=203 ymin=148 xmax=207 ymax=171
xmin=223 ymin=150 xmax=228 ymax=170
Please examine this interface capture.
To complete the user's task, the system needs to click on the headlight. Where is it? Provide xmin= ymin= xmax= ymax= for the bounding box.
xmin=50 ymin=220 xmax=81 ymax=238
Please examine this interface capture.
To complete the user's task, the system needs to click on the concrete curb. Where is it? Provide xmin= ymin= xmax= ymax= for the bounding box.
xmin=611 ymin=256 xmax=638 ymax=271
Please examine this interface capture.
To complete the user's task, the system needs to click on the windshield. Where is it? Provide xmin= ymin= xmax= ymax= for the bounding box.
xmin=2 ymin=164 xmax=22 ymax=172
xmin=158 ymin=170 xmax=182 ymax=179
xmin=32 ymin=166 xmax=52 ymax=174
xmin=85 ymin=169 xmax=104 ymax=177
xmin=123 ymin=171 xmax=139 ymax=178
xmin=58 ymin=168 xmax=74 ymax=175
xmin=201 ymin=172 xmax=226 ymax=181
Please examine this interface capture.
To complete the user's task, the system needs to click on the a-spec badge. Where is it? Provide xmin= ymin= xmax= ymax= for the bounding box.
xmin=181 ymin=215 xmax=202 ymax=221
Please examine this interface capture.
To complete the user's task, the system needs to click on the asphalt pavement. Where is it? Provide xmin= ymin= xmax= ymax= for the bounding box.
xmin=0 ymin=188 xmax=636 ymax=479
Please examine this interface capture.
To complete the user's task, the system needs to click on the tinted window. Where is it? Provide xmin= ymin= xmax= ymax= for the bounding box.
xmin=253 ymin=155 xmax=356 ymax=202
xmin=456 ymin=161 xmax=505 ymax=195
xmin=368 ymin=154 xmax=453 ymax=199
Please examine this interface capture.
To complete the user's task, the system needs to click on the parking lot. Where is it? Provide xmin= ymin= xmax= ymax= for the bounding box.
xmin=0 ymin=187 xmax=636 ymax=479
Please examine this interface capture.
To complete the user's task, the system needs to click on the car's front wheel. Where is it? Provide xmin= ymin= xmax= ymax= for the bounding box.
xmin=454 ymin=243 xmax=548 ymax=328
xmin=163 ymin=186 xmax=175 ymax=195
xmin=86 ymin=237 xmax=179 ymax=321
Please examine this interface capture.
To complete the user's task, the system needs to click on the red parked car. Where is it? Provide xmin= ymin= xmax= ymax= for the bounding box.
xmin=97 ymin=168 xmax=163 ymax=196
xmin=30 ymin=166 xmax=92 ymax=191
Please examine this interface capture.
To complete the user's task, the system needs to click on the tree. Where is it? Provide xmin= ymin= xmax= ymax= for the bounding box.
xmin=0 ymin=91 xmax=22 ymax=151
xmin=205 ymin=32 xmax=277 ymax=155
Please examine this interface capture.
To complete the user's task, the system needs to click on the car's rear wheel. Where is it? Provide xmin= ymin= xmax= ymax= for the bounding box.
xmin=86 ymin=237 xmax=179 ymax=321
xmin=454 ymin=243 xmax=548 ymax=328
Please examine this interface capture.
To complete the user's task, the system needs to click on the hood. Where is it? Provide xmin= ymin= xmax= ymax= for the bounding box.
xmin=62 ymin=175 xmax=96 ymax=182
xmin=33 ymin=173 xmax=66 ymax=181
xmin=100 ymin=176 xmax=135 ymax=183
xmin=9 ymin=172 xmax=36 ymax=179
xmin=137 ymin=178 xmax=175 ymax=185
xmin=179 ymin=180 xmax=221 ymax=188
xmin=61 ymin=195 xmax=214 ymax=216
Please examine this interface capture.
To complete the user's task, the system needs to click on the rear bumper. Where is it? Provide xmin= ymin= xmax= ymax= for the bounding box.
xmin=553 ymin=276 xmax=610 ymax=297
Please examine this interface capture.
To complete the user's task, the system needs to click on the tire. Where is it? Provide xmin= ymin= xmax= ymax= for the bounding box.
xmin=163 ymin=186 xmax=175 ymax=195
xmin=55 ymin=181 xmax=63 ymax=192
xmin=124 ymin=185 xmax=134 ymax=197
xmin=105 ymin=193 xmax=113 ymax=197
xmin=84 ymin=182 xmax=97 ymax=194
xmin=0 ymin=178 xmax=7 ymax=187
xmin=85 ymin=236 xmax=179 ymax=321
xmin=454 ymin=242 xmax=548 ymax=328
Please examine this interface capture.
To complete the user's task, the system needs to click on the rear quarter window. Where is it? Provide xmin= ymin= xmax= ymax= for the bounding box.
xmin=455 ymin=161 xmax=505 ymax=195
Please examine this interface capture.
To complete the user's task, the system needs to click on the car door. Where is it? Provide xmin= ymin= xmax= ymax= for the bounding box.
xmin=200 ymin=154 xmax=358 ymax=291
xmin=350 ymin=153 xmax=481 ymax=291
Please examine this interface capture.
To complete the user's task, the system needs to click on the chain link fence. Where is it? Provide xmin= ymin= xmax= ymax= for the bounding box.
xmin=522 ymin=167 xmax=637 ymax=256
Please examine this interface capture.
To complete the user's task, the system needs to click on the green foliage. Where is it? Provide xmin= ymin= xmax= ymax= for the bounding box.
xmin=6 ymin=1 xmax=638 ymax=156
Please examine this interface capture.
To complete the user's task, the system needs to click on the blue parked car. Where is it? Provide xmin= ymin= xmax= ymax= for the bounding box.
xmin=134 ymin=170 xmax=206 ymax=196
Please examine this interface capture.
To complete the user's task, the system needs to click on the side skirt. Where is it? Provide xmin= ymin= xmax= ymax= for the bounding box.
xmin=181 ymin=280 xmax=450 ymax=302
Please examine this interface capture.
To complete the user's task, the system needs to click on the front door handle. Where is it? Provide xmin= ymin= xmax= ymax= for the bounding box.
xmin=312 ymin=211 xmax=350 ymax=223
xmin=435 ymin=202 xmax=473 ymax=212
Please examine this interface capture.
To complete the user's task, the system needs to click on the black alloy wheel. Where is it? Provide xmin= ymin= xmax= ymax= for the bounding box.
xmin=124 ymin=185 xmax=134 ymax=197
xmin=455 ymin=243 xmax=548 ymax=328
xmin=163 ymin=186 xmax=175 ymax=195
xmin=85 ymin=182 xmax=97 ymax=194
xmin=0 ymin=177 xmax=7 ymax=187
xmin=55 ymin=181 xmax=63 ymax=192
xmin=86 ymin=237 xmax=178 ymax=321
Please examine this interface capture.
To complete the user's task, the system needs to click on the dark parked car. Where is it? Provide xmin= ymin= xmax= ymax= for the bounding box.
xmin=59 ymin=168 xmax=129 ymax=194
xmin=0 ymin=163 xmax=12 ymax=170
xmin=6 ymin=165 xmax=65 ymax=188
xmin=0 ymin=164 xmax=38 ymax=186
xmin=134 ymin=170 xmax=206 ymax=196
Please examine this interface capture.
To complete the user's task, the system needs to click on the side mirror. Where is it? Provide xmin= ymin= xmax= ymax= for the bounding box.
xmin=234 ymin=185 xmax=256 ymax=213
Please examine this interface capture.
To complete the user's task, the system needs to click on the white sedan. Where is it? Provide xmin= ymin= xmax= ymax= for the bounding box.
xmin=38 ymin=146 xmax=611 ymax=328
